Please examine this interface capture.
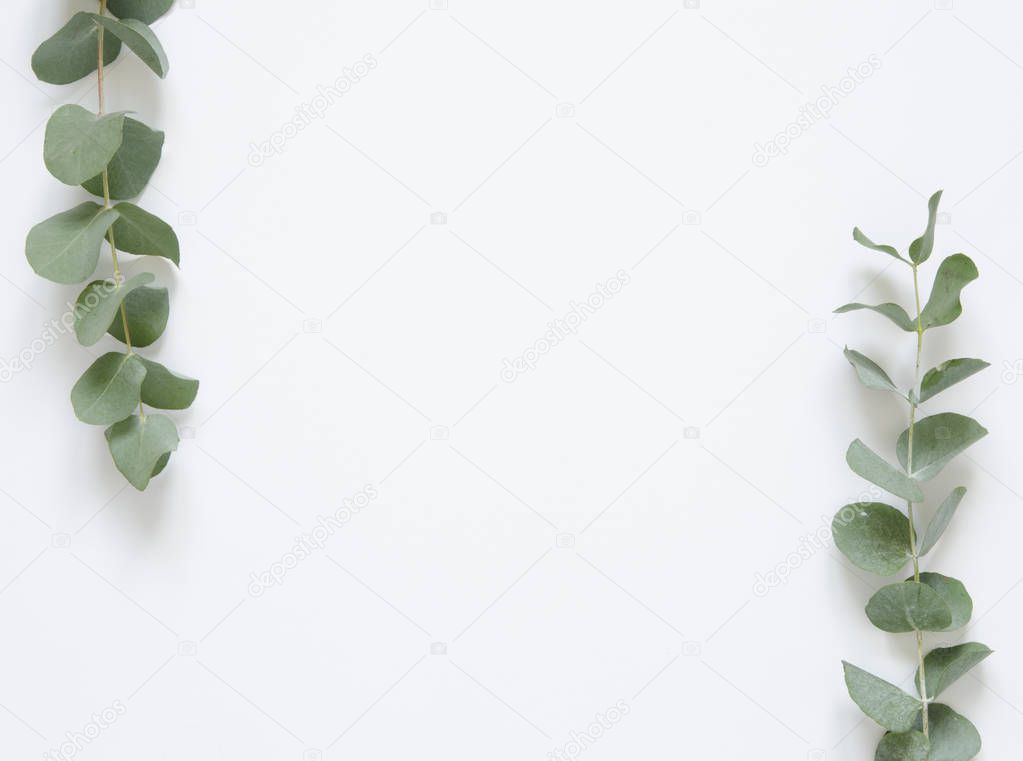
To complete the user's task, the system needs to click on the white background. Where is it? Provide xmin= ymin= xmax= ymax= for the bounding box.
xmin=2 ymin=1 xmax=1023 ymax=759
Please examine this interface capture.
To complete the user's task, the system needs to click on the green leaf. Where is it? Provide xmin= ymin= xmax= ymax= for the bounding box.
xmin=90 ymin=16 xmax=169 ymax=78
xmin=917 ymin=643 xmax=992 ymax=700
xmin=82 ymin=118 xmax=165 ymax=200
xmin=876 ymin=731 xmax=929 ymax=761
xmin=896 ymin=413 xmax=987 ymax=481
xmin=853 ymin=227 xmax=908 ymax=264
xmin=920 ymin=254 xmax=979 ymax=331
xmin=832 ymin=502 xmax=912 ymax=575
xmin=908 ymin=190 xmax=942 ymax=265
xmin=44 ymin=105 xmax=127 ymax=186
xmin=916 ymin=358 xmax=989 ymax=404
xmin=918 ymin=572 xmax=972 ymax=630
xmin=105 ymin=413 xmax=179 ymax=490
xmin=866 ymin=581 xmax=952 ymax=633
xmin=107 ymin=0 xmax=175 ymax=23
xmin=843 ymin=348 xmax=903 ymax=396
xmin=918 ymin=487 xmax=967 ymax=557
xmin=71 ymin=352 xmax=146 ymax=425
xmin=108 ymin=285 xmax=168 ymax=347
xmin=915 ymin=704 xmax=981 ymax=761
xmin=842 ymin=662 xmax=922 ymax=732
xmin=139 ymin=359 xmax=198 ymax=410
xmin=847 ymin=439 xmax=924 ymax=502
xmin=31 ymin=12 xmax=122 ymax=85
xmin=73 ymin=272 xmax=155 ymax=346
xmin=109 ymin=203 xmax=179 ymax=264
xmin=25 ymin=203 xmax=119 ymax=284
xmin=834 ymin=302 xmax=916 ymax=332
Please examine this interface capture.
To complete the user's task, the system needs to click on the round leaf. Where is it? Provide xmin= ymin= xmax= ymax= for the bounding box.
xmin=897 ymin=413 xmax=987 ymax=481
xmin=108 ymin=285 xmax=169 ymax=347
xmin=915 ymin=704 xmax=981 ymax=761
xmin=832 ymin=502 xmax=912 ymax=575
xmin=73 ymin=272 xmax=155 ymax=346
xmin=918 ymin=642 xmax=992 ymax=700
xmin=31 ymin=12 xmax=122 ymax=85
xmin=105 ymin=413 xmax=178 ymax=490
xmin=107 ymin=0 xmax=174 ymax=23
xmin=918 ymin=572 xmax=972 ymax=630
xmin=44 ymin=105 xmax=127 ymax=186
xmin=139 ymin=359 xmax=199 ymax=410
xmin=866 ymin=581 xmax=952 ymax=633
xmin=90 ymin=16 xmax=169 ymax=78
xmin=71 ymin=352 xmax=146 ymax=425
xmin=25 ymin=203 xmax=119 ymax=284
xmin=109 ymin=203 xmax=179 ymax=264
xmin=82 ymin=118 xmax=164 ymax=200
xmin=876 ymin=731 xmax=929 ymax=761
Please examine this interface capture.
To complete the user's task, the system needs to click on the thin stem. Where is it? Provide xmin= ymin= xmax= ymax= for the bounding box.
xmin=908 ymin=262 xmax=929 ymax=737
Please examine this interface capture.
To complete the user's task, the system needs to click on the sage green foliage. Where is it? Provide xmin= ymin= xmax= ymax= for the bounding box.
xmin=833 ymin=191 xmax=990 ymax=760
xmin=28 ymin=0 xmax=195 ymax=490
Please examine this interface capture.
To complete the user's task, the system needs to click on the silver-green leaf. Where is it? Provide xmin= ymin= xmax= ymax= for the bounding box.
xmin=73 ymin=272 xmax=155 ymax=346
xmin=916 ymin=358 xmax=989 ymax=404
xmin=842 ymin=662 xmax=922 ymax=732
xmin=853 ymin=227 xmax=907 ymax=264
xmin=108 ymin=285 xmax=169 ymax=348
xmin=917 ymin=643 xmax=992 ymax=700
xmin=866 ymin=581 xmax=952 ymax=633
xmin=139 ymin=359 xmax=199 ymax=410
xmin=918 ymin=487 xmax=966 ymax=557
xmin=908 ymin=190 xmax=942 ymax=265
xmin=834 ymin=302 xmax=916 ymax=332
xmin=896 ymin=413 xmax=987 ymax=481
xmin=844 ymin=348 xmax=903 ymax=396
xmin=832 ymin=503 xmax=912 ymax=576
xmin=920 ymin=254 xmax=979 ymax=331
xmin=71 ymin=352 xmax=147 ymax=425
xmin=82 ymin=118 xmax=165 ymax=200
xmin=25 ymin=203 xmax=119 ymax=284
xmin=918 ymin=572 xmax=972 ymax=630
xmin=110 ymin=203 xmax=179 ymax=264
xmin=107 ymin=0 xmax=175 ymax=24
xmin=915 ymin=704 xmax=981 ymax=761
xmin=90 ymin=16 xmax=169 ymax=78
xmin=105 ymin=413 xmax=179 ymax=490
xmin=847 ymin=439 xmax=924 ymax=502
xmin=31 ymin=12 xmax=122 ymax=85
xmin=44 ymin=105 xmax=127 ymax=186
xmin=876 ymin=731 xmax=929 ymax=761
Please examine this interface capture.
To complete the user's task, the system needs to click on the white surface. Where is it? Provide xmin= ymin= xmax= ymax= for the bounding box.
xmin=2 ymin=1 xmax=1023 ymax=758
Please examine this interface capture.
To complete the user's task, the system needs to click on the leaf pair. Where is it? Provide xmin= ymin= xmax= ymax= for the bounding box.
xmin=865 ymin=573 xmax=971 ymax=633
xmin=876 ymin=704 xmax=981 ymax=761
xmin=73 ymin=273 xmax=168 ymax=347
xmin=850 ymin=190 xmax=942 ymax=267
xmin=71 ymin=352 xmax=198 ymax=426
xmin=843 ymin=348 xmax=988 ymax=404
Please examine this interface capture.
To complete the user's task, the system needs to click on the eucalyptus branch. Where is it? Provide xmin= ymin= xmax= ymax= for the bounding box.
xmin=834 ymin=191 xmax=992 ymax=760
xmin=26 ymin=0 xmax=197 ymax=489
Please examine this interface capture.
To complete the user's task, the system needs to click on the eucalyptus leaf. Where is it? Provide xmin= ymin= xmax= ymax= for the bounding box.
xmin=105 ymin=413 xmax=178 ymax=490
xmin=109 ymin=203 xmax=179 ymax=264
xmin=916 ymin=359 xmax=989 ymax=404
xmin=875 ymin=731 xmax=929 ymax=761
xmin=90 ymin=16 xmax=169 ymax=78
xmin=914 ymin=704 xmax=981 ymax=761
xmin=846 ymin=439 xmax=924 ymax=502
xmin=25 ymin=203 xmax=119 ymax=284
xmin=44 ymin=105 xmax=127 ymax=185
xmin=31 ymin=12 xmax=122 ymax=85
xmin=896 ymin=413 xmax=987 ymax=481
xmin=73 ymin=272 xmax=155 ymax=346
xmin=908 ymin=190 xmax=942 ymax=265
xmin=853 ymin=227 xmax=907 ymax=264
xmin=71 ymin=352 xmax=146 ymax=425
xmin=917 ymin=643 xmax=992 ymax=700
xmin=139 ymin=358 xmax=199 ymax=410
xmin=82 ymin=118 xmax=164 ymax=200
xmin=108 ymin=285 xmax=169 ymax=347
xmin=107 ymin=0 xmax=175 ymax=23
xmin=920 ymin=254 xmax=979 ymax=331
xmin=843 ymin=348 xmax=903 ymax=396
xmin=842 ymin=662 xmax=922 ymax=732
xmin=918 ymin=487 xmax=966 ymax=557
xmin=918 ymin=572 xmax=972 ymax=630
xmin=832 ymin=502 xmax=912 ymax=576
xmin=834 ymin=302 xmax=916 ymax=332
xmin=866 ymin=581 xmax=952 ymax=633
